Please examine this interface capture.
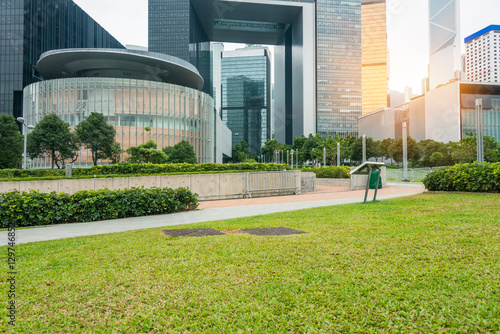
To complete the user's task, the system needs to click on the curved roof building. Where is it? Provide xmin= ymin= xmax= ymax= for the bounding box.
xmin=37 ymin=49 xmax=204 ymax=90
xmin=23 ymin=49 xmax=232 ymax=167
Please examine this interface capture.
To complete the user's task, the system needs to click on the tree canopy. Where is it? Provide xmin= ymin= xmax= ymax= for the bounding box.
xmin=163 ymin=140 xmax=198 ymax=164
xmin=27 ymin=114 xmax=80 ymax=169
xmin=75 ymin=112 xmax=121 ymax=166
xmin=126 ymin=140 xmax=168 ymax=164
xmin=0 ymin=114 xmax=23 ymax=169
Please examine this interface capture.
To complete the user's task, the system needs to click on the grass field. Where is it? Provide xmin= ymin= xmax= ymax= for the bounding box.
xmin=1 ymin=193 xmax=499 ymax=333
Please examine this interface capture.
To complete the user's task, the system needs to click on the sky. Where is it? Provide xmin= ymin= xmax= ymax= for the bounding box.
xmin=74 ymin=0 xmax=499 ymax=95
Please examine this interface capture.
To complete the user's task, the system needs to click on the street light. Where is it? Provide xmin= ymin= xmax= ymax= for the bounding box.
xmin=16 ymin=117 xmax=34 ymax=169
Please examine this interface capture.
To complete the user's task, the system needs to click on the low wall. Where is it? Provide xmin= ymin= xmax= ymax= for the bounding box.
xmin=350 ymin=166 xmax=387 ymax=190
xmin=0 ymin=171 xmax=316 ymax=201
xmin=316 ymin=178 xmax=350 ymax=187
xmin=301 ymin=172 xmax=316 ymax=193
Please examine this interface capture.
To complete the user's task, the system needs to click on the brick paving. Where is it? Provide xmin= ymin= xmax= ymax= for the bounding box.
xmin=198 ymin=183 xmax=426 ymax=209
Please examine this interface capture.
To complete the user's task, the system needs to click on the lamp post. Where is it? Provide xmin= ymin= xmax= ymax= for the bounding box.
xmin=337 ymin=142 xmax=341 ymax=166
xmin=476 ymin=99 xmax=484 ymax=163
xmin=16 ymin=117 xmax=34 ymax=169
xmin=402 ymin=121 xmax=408 ymax=181
xmin=362 ymin=134 xmax=366 ymax=163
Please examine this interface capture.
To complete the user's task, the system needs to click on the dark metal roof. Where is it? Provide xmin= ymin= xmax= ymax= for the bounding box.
xmin=37 ymin=49 xmax=204 ymax=90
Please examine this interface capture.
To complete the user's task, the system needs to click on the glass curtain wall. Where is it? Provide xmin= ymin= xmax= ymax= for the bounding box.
xmin=316 ymin=0 xmax=362 ymax=138
xmin=23 ymin=78 xmax=215 ymax=167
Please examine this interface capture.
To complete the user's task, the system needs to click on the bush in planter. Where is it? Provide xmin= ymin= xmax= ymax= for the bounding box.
xmin=0 ymin=186 xmax=198 ymax=228
xmin=301 ymin=166 xmax=350 ymax=179
xmin=422 ymin=162 xmax=500 ymax=193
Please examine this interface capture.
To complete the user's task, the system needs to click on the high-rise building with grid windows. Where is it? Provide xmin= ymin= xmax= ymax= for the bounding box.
xmin=361 ymin=0 xmax=388 ymax=115
xmin=464 ymin=25 xmax=500 ymax=83
xmin=0 ymin=0 xmax=124 ymax=119
xmin=220 ymin=47 xmax=271 ymax=156
xmin=149 ymin=0 xmax=377 ymax=143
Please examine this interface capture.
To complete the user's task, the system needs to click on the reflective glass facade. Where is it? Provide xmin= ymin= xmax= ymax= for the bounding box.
xmin=462 ymin=96 xmax=500 ymax=143
xmin=221 ymin=49 xmax=271 ymax=155
xmin=429 ymin=0 xmax=461 ymax=89
xmin=316 ymin=0 xmax=362 ymax=138
xmin=361 ymin=0 xmax=387 ymax=115
xmin=23 ymin=78 xmax=215 ymax=167
xmin=148 ymin=0 xmax=364 ymax=140
xmin=0 ymin=0 xmax=123 ymax=118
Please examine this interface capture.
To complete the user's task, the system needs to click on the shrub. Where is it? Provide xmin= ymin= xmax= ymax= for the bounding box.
xmin=422 ymin=162 xmax=500 ymax=193
xmin=0 ymin=163 xmax=288 ymax=180
xmin=0 ymin=186 xmax=198 ymax=228
xmin=301 ymin=166 xmax=350 ymax=179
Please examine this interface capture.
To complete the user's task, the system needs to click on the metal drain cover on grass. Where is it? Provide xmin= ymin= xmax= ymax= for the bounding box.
xmin=240 ymin=227 xmax=307 ymax=236
xmin=162 ymin=228 xmax=226 ymax=238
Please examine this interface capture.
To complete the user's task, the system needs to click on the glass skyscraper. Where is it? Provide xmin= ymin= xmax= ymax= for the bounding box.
xmin=148 ymin=0 xmax=369 ymax=142
xmin=0 ymin=0 xmax=123 ymax=119
xmin=316 ymin=0 xmax=362 ymax=137
xmin=361 ymin=0 xmax=388 ymax=115
xmin=221 ymin=47 xmax=271 ymax=156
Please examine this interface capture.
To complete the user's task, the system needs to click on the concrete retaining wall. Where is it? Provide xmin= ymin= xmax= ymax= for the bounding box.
xmin=316 ymin=178 xmax=350 ymax=187
xmin=300 ymin=172 xmax=316 ymax=193
xmin=0 ymin=170 xmax=316 ymax=201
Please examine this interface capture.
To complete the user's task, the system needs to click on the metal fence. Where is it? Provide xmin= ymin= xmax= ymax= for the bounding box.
xmin=244 ymin=171 xmax=299 ymax=198
xmin=386 ymin=167 xmax=447 ymax=181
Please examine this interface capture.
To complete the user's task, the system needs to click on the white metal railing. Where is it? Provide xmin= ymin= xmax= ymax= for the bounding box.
xmin=386 ymin=167 xmax=447 ymax=181
xmin=244 ymin=171 xmax=299 ymax=198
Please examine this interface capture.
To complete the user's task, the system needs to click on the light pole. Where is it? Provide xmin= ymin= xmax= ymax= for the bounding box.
xmin=16 ymin=117 xmax=34 ymax=169
xmin=476 ymin=99 xmax=484 ymax=163
xmin=402 ymin=121 xmax=408 ymax=181
xmin=337 ymin=142 xmax=341 ymax=166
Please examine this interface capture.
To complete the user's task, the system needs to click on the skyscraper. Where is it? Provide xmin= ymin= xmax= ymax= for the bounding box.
xmin=315 ymin=0 xmax=362 ymax=138
xmin=148 ymin=0 xmax=366 ymax=143
xmin=428 ymin=0 xmax=461 ymax=89
xmin=361 ymin=0 xmax=388 ymax=115
xmin=221 ymin=47 xmax=271 ymax=156
xmin=0 ymin=0 xmax=124 ymax=119
xmin=464 ymin=25 xmax=500 ymax=83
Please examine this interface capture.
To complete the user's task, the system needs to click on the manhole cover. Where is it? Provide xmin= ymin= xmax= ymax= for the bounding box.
xmin=162 ymin=228 xmax=226 ymax=238
xmin=240 ymin=227 xmax=307 ymax=236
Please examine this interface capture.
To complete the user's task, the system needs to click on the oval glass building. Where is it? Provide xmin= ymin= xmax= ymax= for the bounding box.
xmin=23 ymin=48 xmax=231 ymax=167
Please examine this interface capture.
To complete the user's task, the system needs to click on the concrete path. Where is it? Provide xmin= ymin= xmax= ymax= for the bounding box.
xmin=0 ymin=182 xmax=425 ymax=246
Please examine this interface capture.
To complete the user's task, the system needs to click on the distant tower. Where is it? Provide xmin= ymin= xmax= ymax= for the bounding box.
xmin=428 ymin=0 xmax=461 ymax=89
xmin=464 ymin=25 xmax=500 ymax=83
xmin=361 ymin=0 xmax=388 ymax=115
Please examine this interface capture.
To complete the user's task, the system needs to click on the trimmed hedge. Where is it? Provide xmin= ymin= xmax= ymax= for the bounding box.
xmin=301 ymin=166 xmax=350 ymax=179
xmin=0 ymin=186 xmax=198 ymax=228
xmin=0 ymin=162 xmax=287 ymax=180
xmin=423 ymin=162 xmax=500 ymax=193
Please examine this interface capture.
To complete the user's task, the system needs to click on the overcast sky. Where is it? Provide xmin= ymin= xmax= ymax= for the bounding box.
xmin=74 ymin=0 xmax=498 ymax=95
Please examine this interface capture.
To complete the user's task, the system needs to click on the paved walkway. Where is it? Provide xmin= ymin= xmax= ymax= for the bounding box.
xmin=0 ymin=182 xmax=425 ymax=246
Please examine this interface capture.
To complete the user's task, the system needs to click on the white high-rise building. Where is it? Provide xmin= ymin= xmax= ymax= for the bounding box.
xmin=464 ymin=25 xmax=500 ymax=83
xmin=428 ymin=0 xmax=461 ymax=89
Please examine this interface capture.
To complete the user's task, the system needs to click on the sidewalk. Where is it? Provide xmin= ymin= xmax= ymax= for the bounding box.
xmin=0 ymin=182 xmax=425 ymax=246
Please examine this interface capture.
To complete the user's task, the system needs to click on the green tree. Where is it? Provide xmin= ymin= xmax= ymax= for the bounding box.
xmin=380 ymin=138 xmax=395 ymax=165
xmin=261 ymin=139 xmax=283 ymax=162
xmin=349 ymin=136 xmax=379 ymax=163
xmin=450 ymin=133 xmax=500 ymax=163
xmin=300 ymin=134 xmax=324 ymax=162
xmin=0 ymin=114 xmax=23 ymax=169
xmin=75 ymin=112 xmax=121 ymax=166
xmin=429 ymin=151 xmax=444 ymax=166
xmin=388 ymin=136 xmax=422 ymax=166
xmin=126 ymin=140 xmax=167 ymax=164
xmin=163 ymin=140 xmax=198 ymax=164
xmin=27 ymin=114 xmax=80 ymax=169
xmin=417 ymin=139 xmax=452 ymax=167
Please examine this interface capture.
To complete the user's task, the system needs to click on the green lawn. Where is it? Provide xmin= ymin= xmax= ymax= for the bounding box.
xmin=1 ymin=193 xmax=500 ymax=333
